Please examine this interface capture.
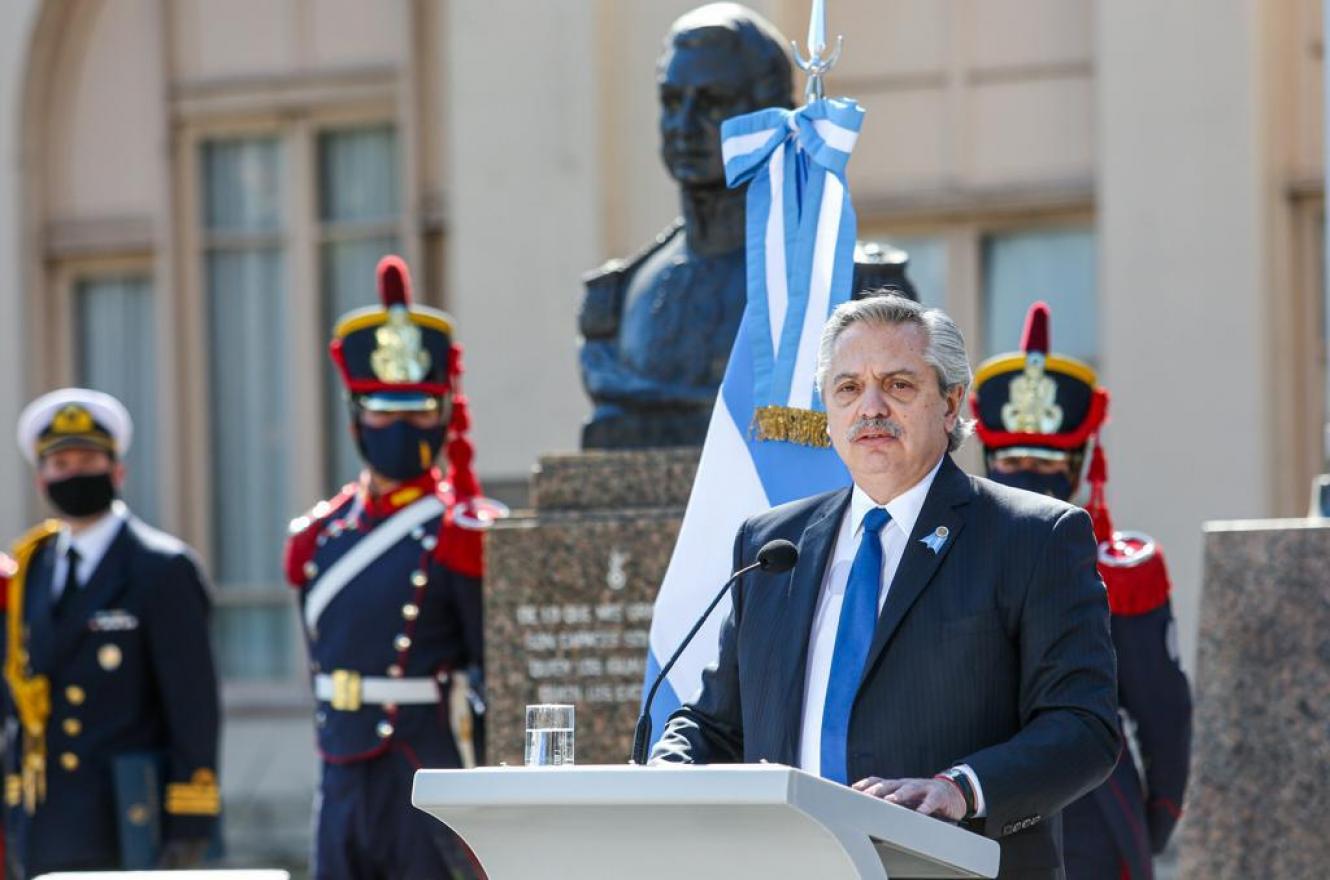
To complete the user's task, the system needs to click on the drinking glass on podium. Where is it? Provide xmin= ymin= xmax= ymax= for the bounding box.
xmin=524 ymin=704 xmax=575 ymax=766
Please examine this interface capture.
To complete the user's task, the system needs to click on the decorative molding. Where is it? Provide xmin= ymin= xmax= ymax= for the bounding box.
xmin=170 ymin=65 xmax=398 ymax=123
xmin=832 ymin=61 xmax=1093 ymax=96
xmin=964 ymin=60 xmax=1094 ymax=87
xmin=43 ymin=216 xmax=155 ymax=260
xmin=854 ymin=178 xmax=1095 ymax=224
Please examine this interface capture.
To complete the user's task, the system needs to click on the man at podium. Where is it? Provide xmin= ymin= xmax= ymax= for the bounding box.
xmin=653 ymin=294 xmax=1121 ymax=879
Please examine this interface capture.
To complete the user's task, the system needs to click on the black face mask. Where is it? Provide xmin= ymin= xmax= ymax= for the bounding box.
xmin=989 ymin=469 xmax=1075 ymax=502
xmin=357 ymin=421 xmax=446 ymax=481
xmin=45 ymin=472 xmax=117 ymax=518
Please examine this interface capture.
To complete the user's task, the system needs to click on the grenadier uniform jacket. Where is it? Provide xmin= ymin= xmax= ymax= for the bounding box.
xmin=284 ymin=470 xmax=483 ymax=766
xmin=285 ymin=470 xmax=486 ymax=880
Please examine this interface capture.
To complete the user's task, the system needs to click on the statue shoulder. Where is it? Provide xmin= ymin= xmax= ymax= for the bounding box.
xmin=283 ymin=484 xmax=358 ymax=588
xmin=579 ymin=220 xmax=685 ymax=339
xmin=1097 ymin=530 xmax=1172 ymax=616
xmin=583 ymin=219 xmax=684 ymax=286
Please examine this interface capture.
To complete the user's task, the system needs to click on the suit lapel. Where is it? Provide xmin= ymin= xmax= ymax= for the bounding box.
xmin=50 ymin=520 xmax=132 ymax=666
xmin=861 ymin=456 xmax=973 ymax=684
xmin=769 ymin=489 xmax=850 ymax=763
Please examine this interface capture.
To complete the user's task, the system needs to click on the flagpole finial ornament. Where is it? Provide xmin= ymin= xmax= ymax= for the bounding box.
xmin=791 ymin=0 xmax=843 ymax=102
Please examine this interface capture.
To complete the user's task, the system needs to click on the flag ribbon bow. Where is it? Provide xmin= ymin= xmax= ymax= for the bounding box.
xmin=720 ymin=98 xmax=865 ymax=429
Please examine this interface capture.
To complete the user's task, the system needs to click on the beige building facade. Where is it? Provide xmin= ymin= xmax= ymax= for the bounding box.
xmin=0 ymin=0 xmax=1323 ymax=866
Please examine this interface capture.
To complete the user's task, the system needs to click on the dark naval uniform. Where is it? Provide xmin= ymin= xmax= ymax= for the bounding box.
xmin=1 ymin=389 xmax=220 ymax=880
xmin=972 ymin=302 xmax=1193 ymax=880
xmin=287 ymin=254 xmax=496 ymax=880
xmin=2 ymin=518 xmax=220 ymax=878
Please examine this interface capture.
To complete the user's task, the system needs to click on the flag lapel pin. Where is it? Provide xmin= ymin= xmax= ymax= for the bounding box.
xmin=919 ymin=526 xmax=949 ymax=555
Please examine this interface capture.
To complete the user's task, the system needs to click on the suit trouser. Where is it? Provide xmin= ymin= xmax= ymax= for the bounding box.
xmin=313 ymin=748 xmax=483 ymax=880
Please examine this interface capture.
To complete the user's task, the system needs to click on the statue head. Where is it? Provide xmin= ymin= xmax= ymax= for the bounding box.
xmin=658 ymin=3 xmax=794 ymax=188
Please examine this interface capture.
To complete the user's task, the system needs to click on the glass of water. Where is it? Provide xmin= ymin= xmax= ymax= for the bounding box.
xmin=524 ymin=704 xmax=575 ymax=766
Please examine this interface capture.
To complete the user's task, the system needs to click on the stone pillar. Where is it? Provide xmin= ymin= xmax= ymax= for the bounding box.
xmin=483 ymin=449 xmax=698 ymax=765
xmin=1177 ymin=520 xmax=1330 ymax=876
xmin=1096 ymin=0 xmax=1283 ymax=674
xmin=442 ymin=0 xmax=601 ymax=482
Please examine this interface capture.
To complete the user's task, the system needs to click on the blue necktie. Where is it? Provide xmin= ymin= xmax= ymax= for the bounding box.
xmin=820 ymin=506 xmax=890 ymax=784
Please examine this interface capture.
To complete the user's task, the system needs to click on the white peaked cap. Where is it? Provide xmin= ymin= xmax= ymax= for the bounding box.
xmin=16 ymin=387 xmax=133 ymax=467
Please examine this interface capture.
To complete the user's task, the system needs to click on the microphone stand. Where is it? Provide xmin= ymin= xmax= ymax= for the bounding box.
xmin=629 ymin=559 xmax=763 ymax=766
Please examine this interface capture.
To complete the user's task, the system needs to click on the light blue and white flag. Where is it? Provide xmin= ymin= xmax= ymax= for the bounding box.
xmin=644 ymin=98 xmax=866 ymax=738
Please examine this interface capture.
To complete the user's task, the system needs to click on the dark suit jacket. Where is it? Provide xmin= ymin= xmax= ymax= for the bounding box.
xmin=3 ymin=515 xmax=220 ymax=877
xmin=653 ymin=455 xmax=1121 ymax=878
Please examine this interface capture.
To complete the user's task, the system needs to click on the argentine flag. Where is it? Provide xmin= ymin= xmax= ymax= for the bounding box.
xmin=644 ymin=98 xmax=866 ymax=739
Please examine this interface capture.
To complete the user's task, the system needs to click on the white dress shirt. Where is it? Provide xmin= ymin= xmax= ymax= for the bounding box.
xmin=796 ymin=457 xmax=986 ymax=815
xmin=51 ymin=501 xmax=128 ymax=599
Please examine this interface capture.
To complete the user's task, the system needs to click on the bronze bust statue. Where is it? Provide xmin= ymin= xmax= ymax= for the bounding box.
xmin=578 ymin=3 xmax=914 ymax=449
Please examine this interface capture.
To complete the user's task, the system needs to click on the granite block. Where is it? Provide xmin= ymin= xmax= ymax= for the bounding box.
xmin=483 ymin=449 xmax=698 ymax=766
xmin=1177 ymin=519 xmax=1330 ymax=878
xmin=531 ymin=448 xmax=699 ymax=511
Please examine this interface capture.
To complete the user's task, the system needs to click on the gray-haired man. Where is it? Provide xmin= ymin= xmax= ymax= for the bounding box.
xmin=654 ymin=292 xmax=1121 ymax=879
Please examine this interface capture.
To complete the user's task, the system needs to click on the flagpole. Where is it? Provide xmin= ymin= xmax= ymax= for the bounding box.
xmin=790 ymin=0 xmax=843 ymax=102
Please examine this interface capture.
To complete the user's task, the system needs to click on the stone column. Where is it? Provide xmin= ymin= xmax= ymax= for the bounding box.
xmin=1096 ymin=0 xmax=1279 ymax=673
xmin=1178 ymin=520 xmax=1330 ymax=876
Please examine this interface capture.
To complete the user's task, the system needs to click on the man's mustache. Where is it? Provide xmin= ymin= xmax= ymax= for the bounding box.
xmin=847 ymin=417 xmax=904 ymax=442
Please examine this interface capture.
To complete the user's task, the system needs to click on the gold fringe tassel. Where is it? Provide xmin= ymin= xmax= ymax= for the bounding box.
xmin=751 ymin=406 xmax=830 ymax=448
xmin=5 ymin=521 xmax=61 ymax=814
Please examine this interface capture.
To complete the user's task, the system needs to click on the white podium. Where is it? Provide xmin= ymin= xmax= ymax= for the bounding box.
xmin=413 ymin=764 xmax=999 ymax=879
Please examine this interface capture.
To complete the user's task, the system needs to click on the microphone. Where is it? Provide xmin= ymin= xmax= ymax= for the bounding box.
xmin=630 ymin=539 xmax=799 ymax=766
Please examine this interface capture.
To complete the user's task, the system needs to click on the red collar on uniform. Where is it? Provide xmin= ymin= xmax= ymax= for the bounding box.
xmin=358 ymin=469 xmax=442 ymax=520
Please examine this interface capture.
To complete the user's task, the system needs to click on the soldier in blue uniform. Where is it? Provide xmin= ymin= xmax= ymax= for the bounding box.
xmin=971 ymin=303 xmax=1193 ymax=880
xmin=1 ymin=388 xmax=221 ymax=878
xmin=285 ymin=255 xmax=501 ymax=880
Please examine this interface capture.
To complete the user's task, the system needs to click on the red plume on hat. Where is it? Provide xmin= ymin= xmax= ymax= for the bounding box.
xmin=377 ymin=255 xmax=411 ymax=307
xmin=1021 ymin=301 xmax=1050 ymax=355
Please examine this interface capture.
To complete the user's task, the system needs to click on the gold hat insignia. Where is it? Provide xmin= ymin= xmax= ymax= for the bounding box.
xmin=371 ymin=308 xmax=432 ymax=383
xmin=50 ymin=405 xmax=95 ymax=436
xmin=1000 ymin=353 xmax=1064 ymax=434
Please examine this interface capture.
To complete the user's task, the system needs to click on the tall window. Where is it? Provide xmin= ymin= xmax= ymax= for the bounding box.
xmin=982 ymin=229 xmax=1097 ymax=361
xmin=201 ymin=137 xmax=293 ymax=680
xmin=74 ymin=276 xmax=159 ymax=525
xmin=319 ymin=125 xmax=401 ymax=490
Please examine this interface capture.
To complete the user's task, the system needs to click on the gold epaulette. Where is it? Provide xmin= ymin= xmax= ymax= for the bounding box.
xmin=752 ymin=406 xmax=831 ymax=448
xmin=165 ymin=768 xmax=221 ymax=816
xmin=5 ymin=520 xmax=61 ymax=814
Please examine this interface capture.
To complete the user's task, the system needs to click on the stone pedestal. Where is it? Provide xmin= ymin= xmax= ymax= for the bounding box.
xmin=482 ymin=449 xmax=699 ymax=766
xmin=1177 ymin=519 xmax=1330 ymax=877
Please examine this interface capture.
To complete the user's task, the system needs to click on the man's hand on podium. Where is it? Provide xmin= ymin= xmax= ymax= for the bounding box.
xmin=852 ymin=776 xmax=966 ymax=822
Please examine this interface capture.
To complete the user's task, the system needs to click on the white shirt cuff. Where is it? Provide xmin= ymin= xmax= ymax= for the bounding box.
xmin=954 ymin=764 xmax=986 ymax=818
